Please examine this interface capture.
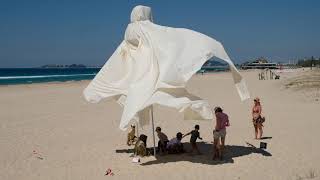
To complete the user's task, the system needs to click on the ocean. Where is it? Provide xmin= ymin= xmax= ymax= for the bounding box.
xmin=0 ymin=68 xmax=100 ymax=85
xmin=0 ymin=67 xmax=229 ymax=85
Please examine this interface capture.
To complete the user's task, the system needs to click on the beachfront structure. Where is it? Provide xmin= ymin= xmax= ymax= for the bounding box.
xmin=241 ymin=58 xmax=278 ymax=69
xmin=241 ymin=62 xmax=278 ymax=69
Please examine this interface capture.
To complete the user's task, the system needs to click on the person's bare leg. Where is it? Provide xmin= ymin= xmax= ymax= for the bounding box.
xmin=254 ymin=124 xmax=258 ymax=139
xmin=213 ymin=138 xmax=219 ymax=160
xmin=195 ymin=144 xmax=201 ymax=155
xmin=220 ymin=136 xmax=225 ymax=160
xmin=191 ymin=143 xmax=195 ymax=154
xmin=258 ymin=124 xmax=263 ymax=139
xmin=212 ymin=139 xmax=219 ymax=160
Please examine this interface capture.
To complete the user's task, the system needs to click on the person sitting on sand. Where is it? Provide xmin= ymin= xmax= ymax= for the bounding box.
xmin=183 ymin=125 xmax=203 ymax=155
xmin=166 ymin=132 xmax=184 ymax=154
xmin=252 ymin=97 xmax=264 ymax=139
xmin=134 ymin=134 xmax=148 ymax=157
xmin=127 ymin=125 xmax=137 ymax=146
xmin=213 ymin=107 xmax=230 ymax=160
xmin=155 ymin=127 xmax=169 ymax=154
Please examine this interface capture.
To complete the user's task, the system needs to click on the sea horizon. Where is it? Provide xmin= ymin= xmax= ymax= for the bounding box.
xmin=0 ymin=68 xmax=100 ymax=85
xmin=0 ymin=67 xmax=230 ymax=85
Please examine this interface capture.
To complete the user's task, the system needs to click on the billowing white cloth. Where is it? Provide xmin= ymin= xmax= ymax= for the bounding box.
xmin=83 ymin=5 xmax=250 ymax=130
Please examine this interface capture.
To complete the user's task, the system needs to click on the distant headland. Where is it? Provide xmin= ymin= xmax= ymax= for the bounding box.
xmin=40 ymin=64 xmax=102 ymax=68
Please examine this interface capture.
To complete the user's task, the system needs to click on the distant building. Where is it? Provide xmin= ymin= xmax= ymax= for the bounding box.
xmin=241 ymin=57 xmax=278 ymax=69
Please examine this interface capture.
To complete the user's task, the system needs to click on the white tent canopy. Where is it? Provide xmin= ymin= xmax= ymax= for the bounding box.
xmin=83 ymin=5 xmax=250 ymax=131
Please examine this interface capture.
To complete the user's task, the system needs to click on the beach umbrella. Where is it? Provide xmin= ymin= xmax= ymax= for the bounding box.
xmin=83 ymin=5 xmax=250 ymax=156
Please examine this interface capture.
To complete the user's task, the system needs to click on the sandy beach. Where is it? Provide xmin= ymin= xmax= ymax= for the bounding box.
xmin=1 ymin=70 xmax=319 ymax=180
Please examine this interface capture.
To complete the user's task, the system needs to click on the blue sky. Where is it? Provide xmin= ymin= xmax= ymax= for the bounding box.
xmin=0 ymin=0 xmax=319 ymax=68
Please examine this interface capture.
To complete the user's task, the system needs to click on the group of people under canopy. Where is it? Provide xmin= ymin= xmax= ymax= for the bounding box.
xmin=83 ymin=6 xmax=251 ymax=161
xmin=128 ymin=97 xmax=265 ymax=160
xmin=127 ymin=106 xmax=230 ymax=160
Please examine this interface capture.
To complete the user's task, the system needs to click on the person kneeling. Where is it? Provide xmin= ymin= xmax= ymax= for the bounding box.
xmin=166 ymin=132 xmax=184 ymax=154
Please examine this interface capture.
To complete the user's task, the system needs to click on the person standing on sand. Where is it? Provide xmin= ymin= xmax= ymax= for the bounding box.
xmin=183 ymin=125 xmax=203 ymax=155
xmin=252 ymin=97 xmax=263 ymax=139
xmin=212 ymin=107 xmax=230 ymax=160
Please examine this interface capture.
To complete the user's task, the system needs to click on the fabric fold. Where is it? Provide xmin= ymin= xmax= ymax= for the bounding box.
xmin=83 ymin=5 xmax=250 ymax=130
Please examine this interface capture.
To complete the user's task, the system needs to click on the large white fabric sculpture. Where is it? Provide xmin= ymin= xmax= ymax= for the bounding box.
xmin=84 ymin=5 xmax=250 ymax=130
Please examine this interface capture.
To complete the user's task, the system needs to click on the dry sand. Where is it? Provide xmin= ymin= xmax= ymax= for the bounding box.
xmin=0 ymin=70 xmax=319 ymax=180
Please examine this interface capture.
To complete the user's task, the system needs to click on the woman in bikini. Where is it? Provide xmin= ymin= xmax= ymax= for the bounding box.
xmin=252 ymin=97 xmax=263 ymax=139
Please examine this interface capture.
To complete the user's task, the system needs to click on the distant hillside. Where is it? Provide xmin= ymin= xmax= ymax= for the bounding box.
xmin=41 ymin=64 xmax=87 ymax=68
xmin=203 ymin=59 xmax=228 ymax=67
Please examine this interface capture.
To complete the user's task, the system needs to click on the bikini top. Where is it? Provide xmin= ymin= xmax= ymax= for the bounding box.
xmin=253 ymin=106 xmax=261 ymax=114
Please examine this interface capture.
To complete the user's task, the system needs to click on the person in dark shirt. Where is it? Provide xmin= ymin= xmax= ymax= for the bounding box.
xmin=183 ymin=125 xmax=203 ymax=155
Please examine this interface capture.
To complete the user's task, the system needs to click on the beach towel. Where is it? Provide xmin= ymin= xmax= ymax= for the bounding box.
xmin=83 ymin=5 xmax=250 ymax=130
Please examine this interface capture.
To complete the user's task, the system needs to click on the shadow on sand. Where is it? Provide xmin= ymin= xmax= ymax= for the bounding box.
xmin=116 ymin=142 xmax=272 ymax=166
xmin=260 ymin=136 xmax=272 ymax=140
